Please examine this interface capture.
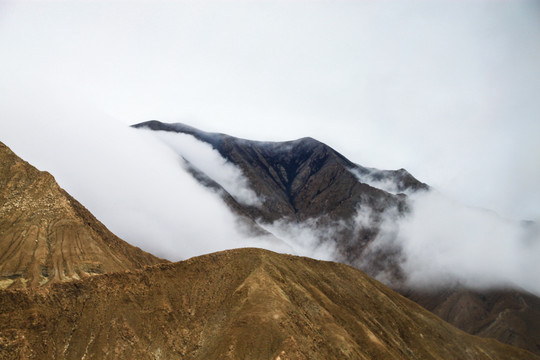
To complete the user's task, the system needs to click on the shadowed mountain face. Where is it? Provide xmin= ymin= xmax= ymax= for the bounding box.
xmin=0 ymin=142 xmax=165 ymax=288
xmin=1 ymin=248 xmax=537 ymax=360
xmin=133 ymin=121 xmax=540 ymax=355
xmin=133 ymin=121 xmax=427 ymax=280
xmin=134 ymin=121 xmax=427 ymax=224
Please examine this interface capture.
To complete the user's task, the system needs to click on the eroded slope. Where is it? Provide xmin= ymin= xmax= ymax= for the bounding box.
xmin=0 ymin=142 xmax=165 ymax=288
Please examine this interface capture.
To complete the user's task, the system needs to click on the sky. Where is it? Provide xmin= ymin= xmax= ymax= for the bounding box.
xmin=1 ymin=0 xmax=539 ymax=222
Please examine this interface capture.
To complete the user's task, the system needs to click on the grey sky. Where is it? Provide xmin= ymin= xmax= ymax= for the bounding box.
xmin=1 ymin=0 xmax=539 ymax=222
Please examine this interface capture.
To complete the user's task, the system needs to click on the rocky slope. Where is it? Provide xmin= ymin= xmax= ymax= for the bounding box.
xmin=133 ymin=121 xmax=540 ymax=355
xmin=1 ymin=248 xmax=537 ymax=360
xmin=0 ymin=142 xmax=165 ymax=289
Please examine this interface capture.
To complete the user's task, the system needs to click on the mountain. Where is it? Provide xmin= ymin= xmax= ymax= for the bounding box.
xmin=133 ymin=120 xmax=428 ymax=281
xmin=133 ymin=120 xmax=540 ymax=355
xmin=403 ymin=287 xmax=540 ymax=356
xmin=133 ymin=121 xmax=427 ymax=224
xmin=1 ymin=248 xmax=537 ymax=360
xmin=0 ymin=142 xmax=165 ymax=289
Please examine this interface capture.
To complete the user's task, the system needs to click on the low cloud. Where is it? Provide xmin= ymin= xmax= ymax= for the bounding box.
xmin=0 ymin=90 xmax=273 ymax=261
xmin=144 ymin=129 xmax=262 ymax=207
xmin=349 ymin=168 xmax=403 ymax=195
xmin=359 ymin=190 xmax=540 ymax=295
xmin=259 ymin=219 xmax=339 ymax=262
xmin=396 ymin=191 xmax=540 ymax=294
xmin=1 ymin=87 xmax=538 ymax=296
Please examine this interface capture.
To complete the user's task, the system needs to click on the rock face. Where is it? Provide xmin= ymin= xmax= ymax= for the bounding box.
xmin=0 ymin=142 xmax=165 ymax=288
xmin=133 ymin=121 xmax=540 ymax=356
xmin=0 ymin=248 xmax=537 ymax=360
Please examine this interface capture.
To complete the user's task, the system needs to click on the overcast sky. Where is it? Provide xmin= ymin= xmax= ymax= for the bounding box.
xmin=1 ymin=0 xmax=539 ymax=222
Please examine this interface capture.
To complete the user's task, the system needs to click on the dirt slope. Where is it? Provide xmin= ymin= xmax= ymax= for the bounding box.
xmin=0 ymin=142 xmax=165 ymax=288
xmin=0 ymin=248 xmax=537 ymax=360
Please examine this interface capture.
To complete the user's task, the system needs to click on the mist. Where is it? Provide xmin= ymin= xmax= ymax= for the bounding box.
xmin=147 ymin=130 xmax=261 ymax=207
xmin=395 ymin=191 xmax=540 ymax=295
xmin=0 ymin=90 xmax=272 ymax=261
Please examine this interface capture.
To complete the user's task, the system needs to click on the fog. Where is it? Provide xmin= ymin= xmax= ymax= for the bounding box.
xmin=362 ymin=190 xmax=540 ymax=295
xmin=0 ymin=91 xmax=267 ymax=260
xmin=149 ymin=130 xmax=261 ymax=206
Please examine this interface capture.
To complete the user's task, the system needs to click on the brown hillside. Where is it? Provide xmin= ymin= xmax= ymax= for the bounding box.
xmin=404 ymin=287 xmax=540 ymax=356
xmin=0 ymin=248 xmax=537 ymax=360
xmin=0 ymin=142 xmax=165 ymax=288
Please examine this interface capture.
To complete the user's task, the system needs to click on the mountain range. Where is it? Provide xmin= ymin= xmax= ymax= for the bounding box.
xmin=0 ymin=125 xmax=538 ymax=358
xmin=133 ymin=120 xmax=540 ymax=356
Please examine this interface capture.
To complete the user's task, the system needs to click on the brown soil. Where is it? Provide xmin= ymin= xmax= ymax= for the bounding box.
xmin=0 ymin=248 xmax=537 ymax=360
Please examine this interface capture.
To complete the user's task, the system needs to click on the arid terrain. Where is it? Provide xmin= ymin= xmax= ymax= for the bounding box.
xmin=1 ymin=248 xmax=537 ymax=360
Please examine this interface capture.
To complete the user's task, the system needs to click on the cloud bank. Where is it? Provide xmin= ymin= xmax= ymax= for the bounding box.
xmin=147 ymin=130 xmax=261 ymax=207
xmin=395 ymin=191 xmax=540 ymax=295
xmin=0 ymin=90 xmax=270 ymax=261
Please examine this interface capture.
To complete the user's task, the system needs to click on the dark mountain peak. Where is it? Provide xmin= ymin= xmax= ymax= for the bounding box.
xmin=133 ymin=121 xmax=424 ymax=266
xmin=131 ymin=121 xmax=427 ymax=229
xmin=133 ymin=120 xmax=227 ymax=148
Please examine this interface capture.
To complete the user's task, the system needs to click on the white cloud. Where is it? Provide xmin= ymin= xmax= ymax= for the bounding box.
xmin=0 ymin=89 xmax=272 ymax=261
xmin=364 ymin=191 xmax=540 ymax=296
xmin=259 ymin=219 xmax=339 ymax=262
xmin=146 ymin=130 xmax=261 ymax=207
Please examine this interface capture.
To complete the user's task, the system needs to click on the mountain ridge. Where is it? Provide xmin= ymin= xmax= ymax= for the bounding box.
xmin=1 ymin=247 xmax=537 ymax=360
